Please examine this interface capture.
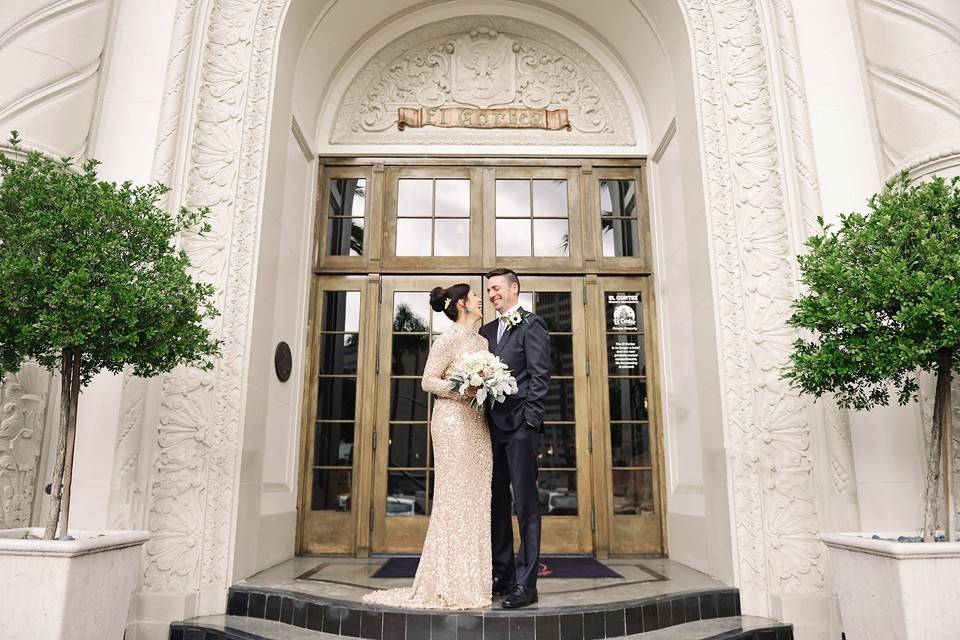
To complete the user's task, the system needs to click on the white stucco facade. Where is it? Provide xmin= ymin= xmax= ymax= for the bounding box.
xmin=1 ymin=1 xmax=959 ymax=639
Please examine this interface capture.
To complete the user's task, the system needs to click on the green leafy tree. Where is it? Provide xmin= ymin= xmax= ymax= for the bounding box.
xmin=784 ymin=172 xmax=960 ymax=541
xmin=0 ymin=131 xmax=221 ymax=540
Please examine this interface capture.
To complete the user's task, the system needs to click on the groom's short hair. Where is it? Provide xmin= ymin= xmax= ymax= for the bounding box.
xmin=485 ymin=267 xmax=520 ymax=290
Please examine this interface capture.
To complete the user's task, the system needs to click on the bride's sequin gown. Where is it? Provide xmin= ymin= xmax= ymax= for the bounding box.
xmin=363 ymin=322 xmax=493 ymax=610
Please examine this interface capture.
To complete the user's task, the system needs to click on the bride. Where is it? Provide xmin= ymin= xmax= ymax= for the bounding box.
xmin=363 ymin=283 xmax=493 ymax=610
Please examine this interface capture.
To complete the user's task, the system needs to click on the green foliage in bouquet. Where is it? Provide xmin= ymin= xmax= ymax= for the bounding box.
xmin=784 ymin=172 xmax=960 ymax=540
xmin=0 ymin=131 xmax=221 ymax=540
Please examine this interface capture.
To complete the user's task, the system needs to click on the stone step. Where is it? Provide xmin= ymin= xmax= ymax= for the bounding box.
xmin=169 ymin=614 xmax=793 ymax=640
xmin=211 ymin=584 xmax=758 ymax=639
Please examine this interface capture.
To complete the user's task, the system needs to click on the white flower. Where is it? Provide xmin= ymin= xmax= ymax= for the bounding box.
xmin=445 ymin=349 xmax=518 ymax=411
xmin=504 ymin=310 xmax=524 ymax=331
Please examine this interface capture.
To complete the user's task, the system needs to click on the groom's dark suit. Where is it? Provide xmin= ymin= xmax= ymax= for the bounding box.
xmin=480 ymin=308 xmax=551 ymax=589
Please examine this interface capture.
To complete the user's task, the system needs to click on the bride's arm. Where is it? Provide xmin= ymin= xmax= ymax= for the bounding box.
xmin=421 ymin=334 xmax=460 ymax=400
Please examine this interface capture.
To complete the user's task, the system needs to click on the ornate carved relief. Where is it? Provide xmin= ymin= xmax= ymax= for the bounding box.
xmin=762 ymin=0 xmax=861 ymax=531
xmin=682 ymin=0 xmax=825 ymax=610
xmin=854 ymin=0 xmax=960 ymax=175
xmin=331 ymin=17 xmax=635 ymax=146
xmin=0 ymin=363 xmax=51 ymax=529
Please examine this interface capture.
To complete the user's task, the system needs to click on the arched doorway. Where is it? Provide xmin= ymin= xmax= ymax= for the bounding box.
xmin=130 ymin=1 xmax=837 ymax=636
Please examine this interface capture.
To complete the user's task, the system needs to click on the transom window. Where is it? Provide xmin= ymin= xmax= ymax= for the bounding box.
xmin=315 ymin=160 xmax=649 ymax=272
xmin=495 ymin=179 xmax=570 ymax=257
xmin=396 ymin=178 xmax=471 ymax=256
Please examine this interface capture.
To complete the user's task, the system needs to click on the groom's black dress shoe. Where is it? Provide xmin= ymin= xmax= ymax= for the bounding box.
xmin=501 ymin=585 xmax=538 ymax=609
xmin=492 ymin=577 xmax=515 ymax=597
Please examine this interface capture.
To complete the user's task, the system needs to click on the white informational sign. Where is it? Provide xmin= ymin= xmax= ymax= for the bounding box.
xmin=607 ymin=292 xmax=639 ymax=330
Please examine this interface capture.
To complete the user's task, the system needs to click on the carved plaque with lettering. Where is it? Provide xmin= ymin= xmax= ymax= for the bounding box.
xmin=398 ymin=107 xmax=571 ymax=131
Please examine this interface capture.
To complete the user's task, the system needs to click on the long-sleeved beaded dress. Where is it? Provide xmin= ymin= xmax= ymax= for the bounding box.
xmin=363 ymin=321 xmax=493 ymax=610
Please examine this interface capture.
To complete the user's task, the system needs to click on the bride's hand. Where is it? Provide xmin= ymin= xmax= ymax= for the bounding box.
xmin=465 ymin=385 xmax=479 ymax=398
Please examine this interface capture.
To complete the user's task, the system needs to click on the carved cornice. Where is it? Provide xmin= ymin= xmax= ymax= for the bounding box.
xmin=330 ymin=16 xmax=635 ymax=146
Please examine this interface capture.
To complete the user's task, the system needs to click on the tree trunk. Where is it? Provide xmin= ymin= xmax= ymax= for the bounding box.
xmin=57 ymin=350 xmax=82 ymax=539
xmin=923 ymin=348 xmax=953 ymax=541
xmin=43 ymin=350 xmax=74 ymax=540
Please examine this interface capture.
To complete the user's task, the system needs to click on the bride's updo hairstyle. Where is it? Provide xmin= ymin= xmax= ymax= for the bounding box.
xmin=430 ymin=283 xmax=471 ymax=321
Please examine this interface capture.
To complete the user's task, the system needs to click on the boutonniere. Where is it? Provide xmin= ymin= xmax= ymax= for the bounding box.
xmin=504 ymin=309 xmax=525 ymax=331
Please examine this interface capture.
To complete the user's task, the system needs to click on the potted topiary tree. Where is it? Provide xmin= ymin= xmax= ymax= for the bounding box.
xmin=784 ymin=172 xmax=960 ymax=639
xmin=0 ymin=131 xmax=220 ymax=640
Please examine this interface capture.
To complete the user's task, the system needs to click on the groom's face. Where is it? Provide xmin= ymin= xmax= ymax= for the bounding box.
xmin=487 ymin=275 xmax=519 ymax=313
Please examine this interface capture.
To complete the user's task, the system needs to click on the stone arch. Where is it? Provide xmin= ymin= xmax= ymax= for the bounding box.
xmin=125 ymin=1 xmax=853 ymax=635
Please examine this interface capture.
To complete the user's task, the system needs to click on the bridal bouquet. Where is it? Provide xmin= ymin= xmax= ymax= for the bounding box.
xmin=447 ymin=350 xmax=518 ymax=410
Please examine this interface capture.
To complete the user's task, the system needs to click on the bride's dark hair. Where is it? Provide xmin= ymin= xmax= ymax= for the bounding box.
xmin=429 ymin=283 xmax=471 ymax=322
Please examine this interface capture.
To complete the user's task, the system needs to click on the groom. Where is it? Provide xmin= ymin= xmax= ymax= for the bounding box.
xmin=480 ymin=268 xmax=551 ymax=609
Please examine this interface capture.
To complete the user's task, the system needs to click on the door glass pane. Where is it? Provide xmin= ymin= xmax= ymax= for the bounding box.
xmin=389 ymin=423 xmax=428 ymax=467
xmin=539 ymin=424 xmax=576 ymax=467
xmin=496 ymin=219 xmax=531 ymax=256
xmin=387 ymin=470 xmax=428 ymax=516
xmin=319 ymin=334 xmax=359 ymax=374
xmin=533 ymin=219 xmax=569 ymax=257
xmin=612 ymin=469 xmax=653 ymax=515
xmin=433 ymin=219 xmax=469 ymax=256
xmin=605 ymin=292 xmax=642 ymax=331
xmin=602 ymin=218 xmax=639 ymax=258
xmin=534 ymin=292 xmax=572 ymax=331
xmin=312 ymin=469 xmax=352 ymax=511
xmin=397 ymin=179 xmax=433 ymax=216
xmin=607 ymin=334 xmax=645 ymax=375
xmin=539 ymin=471 xmax=578 ymax=516
xmin=314 ymin=422 xmax=354 ymax=466
xmin=544 ymin=379 xmax=575 ymax=421
xmin=327 ymin=217 xmax=364 ymax=257
xmin=396 ymin=218 xmax=432 ymax=256
xmin=495 ymin=179 xmax=530 ymax=217
xmin=533 ymin=180 xmax=568 ymax=216
xmin=549 ymin=335 xmax=574 ymax=376
xmin=608 ymin=379 xmax=648 ymax=421
xmin=327 ymin=179 xmax=365 ymax=257
xmin=610 ymin=423 xmax=650 ymax=468
xmin=600 ymin=179 xmax=637 ymax=216
xmin=392 ymin=335 xmax=429 ymax=375
xmin=317 ymin=377 xmax=357 ymax=420
xmin=322 ymin=291 xmax=361 ymax=332
xmin=390 ymin=378 xmax=428 ymax=421
xmin=435 ymin=179 xmax=470 ymax=217
xmin=393 ymin=292 xmax=430 ymax=332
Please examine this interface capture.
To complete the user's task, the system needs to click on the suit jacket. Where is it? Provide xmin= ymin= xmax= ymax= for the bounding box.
xmin=480 ymin=308 xmax=551 ymax=433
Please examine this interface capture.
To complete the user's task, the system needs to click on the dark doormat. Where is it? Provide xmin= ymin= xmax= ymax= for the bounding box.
xmin=371 ymin=556 xmax=623 ymax=579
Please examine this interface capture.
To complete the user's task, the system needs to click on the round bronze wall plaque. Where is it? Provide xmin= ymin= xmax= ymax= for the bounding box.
xmin=274 ymin=341 xmax=292 ymax=382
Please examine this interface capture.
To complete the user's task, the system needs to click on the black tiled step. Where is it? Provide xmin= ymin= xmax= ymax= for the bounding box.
xmin=218 ymin=584 xmax=750 ymax=639
xmin=168 ymin=614 xmax=793 ymax=640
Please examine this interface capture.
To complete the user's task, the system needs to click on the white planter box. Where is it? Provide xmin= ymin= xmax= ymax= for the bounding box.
xmin=821 ymin=532 xmax=960 ymax=640
xmin=0 ymin=528 xmax=149 ymax=640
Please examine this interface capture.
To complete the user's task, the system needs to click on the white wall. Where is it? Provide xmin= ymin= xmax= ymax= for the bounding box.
xmin=791 ymin=0 xmax=928 ymax=535
xmin=646 ymin=2 xmax=734 ymax=584
xmin=57 ymin=0 xmax=180 ymax=531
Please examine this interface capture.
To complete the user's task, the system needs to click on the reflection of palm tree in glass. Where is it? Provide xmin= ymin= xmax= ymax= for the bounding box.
xmin=393 ymin=303 xmax=429 ymax=333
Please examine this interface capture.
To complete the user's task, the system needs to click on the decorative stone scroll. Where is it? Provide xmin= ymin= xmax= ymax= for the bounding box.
xmin=331 ymin=18 xmax=634 ymax=145
xmin=397 ymin=107 xmax=570 ymax=130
